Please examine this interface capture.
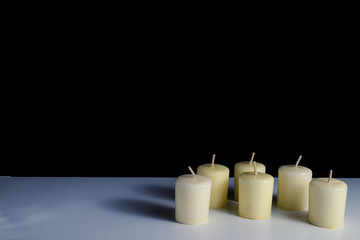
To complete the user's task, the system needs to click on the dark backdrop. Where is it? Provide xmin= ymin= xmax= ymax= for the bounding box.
xmin=2 ymin=0 xmax=359 ymax=178
xmin=3 ymin=80 xmax=358 ymax=178
xmin=3 ymin=17 xmax=358 ymax=178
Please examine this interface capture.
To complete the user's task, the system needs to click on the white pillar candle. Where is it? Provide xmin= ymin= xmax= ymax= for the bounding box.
xmin=175 ymin=166 xmax=212 ymax=225
xmin=234 ymin=152 xmax=266 ymax=201
xmin=197 ymin=154 xmax=230 ymax=208
xmin=238 ymin=162 xmax=274 ymax=220
xmin=308 ymin=170 xmax=347 ymax=229
xmin=277 ymin=155 xmax=312 ymax=211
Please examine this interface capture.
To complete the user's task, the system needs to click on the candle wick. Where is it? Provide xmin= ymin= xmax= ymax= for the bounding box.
xmin=295 ymin=155 xmax=302 ymax=168
xmin=249 ymin=152 xmax=255 ymax=165
xmin=211 ymin=154 xmax=216 ymax=167
xmin=254 ymin=161 xmax=258 ymax=175
xmin=328 ymin=169 xmax=333 ymax=183
xmin=188 ymin=166 xmax=196 ymax=179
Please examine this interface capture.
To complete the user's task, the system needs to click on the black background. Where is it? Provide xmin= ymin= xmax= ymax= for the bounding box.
xmin=3 ymin=79 xmax=358 ymax=178
xmin=2 ymin=10 xmax=359 ymax=178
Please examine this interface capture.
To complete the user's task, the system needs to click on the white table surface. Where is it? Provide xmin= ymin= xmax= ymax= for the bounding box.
xmin=0 ymin=177 xmax=359 ymax=240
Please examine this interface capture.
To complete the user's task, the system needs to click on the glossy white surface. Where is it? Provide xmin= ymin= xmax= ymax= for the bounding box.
xmin=0 ymin=177 xmax=359 ymax=240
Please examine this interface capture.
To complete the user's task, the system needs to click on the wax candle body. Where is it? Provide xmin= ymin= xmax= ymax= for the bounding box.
xmin=175 ymin=174 xmax=211 ymax=225
xmin=234 ymin=161 xmax=265 ymax=201
xmin=238 ymin=172 xmax=274 ymax=220
xmin=308 ymin=178 xmax=347 ymax=229
xmin=277 ymin=165 xmax=312 ymax=211
xmin=197 ymin=164 xmax=229 ymax=208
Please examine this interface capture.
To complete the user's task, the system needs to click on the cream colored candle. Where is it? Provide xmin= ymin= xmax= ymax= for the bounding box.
xmin=175 ymin=166 xmax=212 ymax=225
xmin=197 ymin=154 xmax=230 ymax=208
xmin=238 ymin=162 xmax=274 ymax=220
xmin=308 ymin=170 xmax=347 ymax=229
xmin=277 ymin=155 xmax=312 ymax=211
xmin=234 ymin=152 xmax=266 ymax=201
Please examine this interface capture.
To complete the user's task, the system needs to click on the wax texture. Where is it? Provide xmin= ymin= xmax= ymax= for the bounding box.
xmin=238 ymin=172 xmax=274 ymax=220
xmin=175 ymin=174 xmax=211 ymax=225
xmin=277 ymin=165 xmax=312 ymax=211
xmin=197 ymin=164 xmax=229 ymax=208
xmin=308 ymin=178 xmax=347 ymax=229
xmin=234 ymin=161 xmax=265 ymax=201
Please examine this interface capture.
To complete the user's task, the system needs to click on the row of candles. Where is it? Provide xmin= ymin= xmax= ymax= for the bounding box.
xmin=175 ymin=153 xmax=347 ymax=229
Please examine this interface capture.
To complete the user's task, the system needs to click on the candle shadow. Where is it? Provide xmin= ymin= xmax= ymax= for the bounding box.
xmin=271 ymin=194 xmax=308 ymax=224
xmin=224 ymin=200 xmax=239 ymax=216
xmin=277 ymin=209 xmax=308 ymax=223
xmin=214 ymin=200 xmax=238 ymax=217
xmin=134 ymin=185 xmax=175 ymax=201
xmin=272 ymin=194 xmax=277 ymax=206
xmin=224 ymin=185 xmax=238 ymax=216
xmin=289 ymin=211 xmax=308 ymax=223
xmin=227 ymin=186 xmax=235 ymax=201
xmin=101 ymin=198 xmax=174 ymax=222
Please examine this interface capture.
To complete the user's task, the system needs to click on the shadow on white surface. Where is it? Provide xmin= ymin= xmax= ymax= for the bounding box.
xmin=216 ymin=200 xmax=238 ymax=217
xmin=227 ymin=185 xmax=234 ymax=200
xmin=102 ymin=198 xmax=175 ymax=222
xmin=0 ymin=205 xmax=54 ymax=234
xmin=271 ymin=194 xmax=309 ymax=225
xmin=272 ymin=193 xmax=277 ymax=205
xmin=274 ymin=208 xmax=308 ymax=224
xmin=134 ymin=184 xmax=175 ymax=201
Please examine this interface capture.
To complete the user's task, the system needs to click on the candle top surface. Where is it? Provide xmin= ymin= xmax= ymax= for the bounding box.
xmin=176 ymin=174 xmax=211 ymax=186
xmin=239 ymin=172 xmax=273 ymax=182
xmin=235 ymin=161 xmax=265 ymax=167
xmin=198 ymin=163 xmax=229 ymax=173
xmin=310 ymin=178 xmax=347 ymax=190
xmin=279 ymin=165 xmax=312 ymax=174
